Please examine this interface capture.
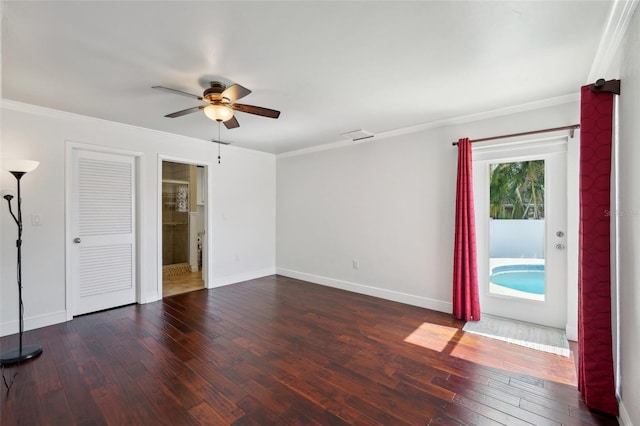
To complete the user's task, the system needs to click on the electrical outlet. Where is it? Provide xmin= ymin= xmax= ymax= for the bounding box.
xmin=352 ymin=259 xmax=359 ymax=269
xmin=31 ymin=214 xmax=42 ymax=226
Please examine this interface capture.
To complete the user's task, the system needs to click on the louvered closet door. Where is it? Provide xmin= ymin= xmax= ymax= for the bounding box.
xmin=71 ymin=149 xmax=136 ymax=316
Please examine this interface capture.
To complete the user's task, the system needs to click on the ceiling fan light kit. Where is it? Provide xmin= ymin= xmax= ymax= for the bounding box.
xmin=203 ymin=104 xmax=234 ymax=122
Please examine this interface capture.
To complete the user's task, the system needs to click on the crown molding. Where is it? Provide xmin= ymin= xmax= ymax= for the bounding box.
xmin=3 ymin=92 xmax=579 ymax=161
xmin=279 ymin=2 xmax=640 ymax=160
xmin=588 ymin=0 xmax=639 ymax=83
xmin=0 ymin=99 xmax=273 ymax=158
xmin=0 ymin=98 xmax=207 ymax=142
xmin=277 ymin=93 xmax=579 ymax=159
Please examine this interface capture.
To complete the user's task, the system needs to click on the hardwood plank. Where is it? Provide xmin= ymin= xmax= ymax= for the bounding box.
xmin=451 ymin=393 xmax=535 ymax=426
xmin=439 ymin=401 xmax=506 ymax=426
xmin=98 ymin=356 xmax=167 ymax=424
xmin=184 ymin=358 xmax=248 ymax=403
xmin=439 ymin=376 xmax=561 ymax=426
xmin=276 ymin=370 xmax=379 ymax=425
xmin=133 ymin=366 xmax=201 ymax=425
xmin=519 ymin=398 xmax=609 ymax=426
xmin=188 ymin=400 xmax=229 ymax=425
xmin=1 ymin=379 xmax=41 ymax=425
xmin=37 ymin=389 xmax=76 ymax=426
xmin=90 ymin=383 xmax=136 ymax=425
xmin=55 ymin=361 xmax=108 ymax=425
xmin=0 ymin=275 xmax=619 ymax=425
xmin=233 ymin=394 xmax=282 ymax=425
xmin=432 ymin=374 xmax=521 ymax=406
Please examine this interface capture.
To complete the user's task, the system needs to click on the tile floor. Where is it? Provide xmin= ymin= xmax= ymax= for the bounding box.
xmin=163 ymin=270 xmax=204 ymax=297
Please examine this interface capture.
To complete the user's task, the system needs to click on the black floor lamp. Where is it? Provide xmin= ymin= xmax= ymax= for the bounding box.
xmin=0 ymin=158 xmax=43 ymax=366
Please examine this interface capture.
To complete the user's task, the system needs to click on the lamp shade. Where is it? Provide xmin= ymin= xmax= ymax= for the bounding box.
xmin=203 ymin=104 xmax=234 ymax=122
xmin=1 ymin=158 xmax=40 ymax=173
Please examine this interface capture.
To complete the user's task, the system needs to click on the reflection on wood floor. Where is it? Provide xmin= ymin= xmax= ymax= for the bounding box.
xmin=2 ymin=275 xmax=616 ymax=425
xmin=163 ymin=270 xmax=204 ymax=297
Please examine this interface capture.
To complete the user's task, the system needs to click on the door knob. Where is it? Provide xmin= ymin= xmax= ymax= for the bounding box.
xmin=74 ymin=237 xmax=81 ymax=244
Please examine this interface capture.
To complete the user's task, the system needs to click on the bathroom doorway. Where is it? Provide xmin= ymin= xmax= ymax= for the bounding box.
xmin=161 ymin=160 xmax=206 ymax=297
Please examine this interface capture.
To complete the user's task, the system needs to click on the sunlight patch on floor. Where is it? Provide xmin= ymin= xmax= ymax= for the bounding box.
xmin=403 ymin=321 xmax=578 ymax=387
xmin=449 ymin=333 xmax=578 ymax=386
xmin=403 ymin=322 xmax=459 ymax=352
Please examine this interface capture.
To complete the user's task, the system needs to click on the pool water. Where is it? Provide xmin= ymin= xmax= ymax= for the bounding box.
xmin=490 ymin=264 xmax=545 ymax=295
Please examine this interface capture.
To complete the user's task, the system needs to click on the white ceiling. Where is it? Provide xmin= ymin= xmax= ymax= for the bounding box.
xmin=1 ymin=1 xmax=613 ymax=154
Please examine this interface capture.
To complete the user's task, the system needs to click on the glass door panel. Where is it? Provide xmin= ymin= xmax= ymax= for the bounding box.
xmin=488 ymin=160 xmax=545 ymax=301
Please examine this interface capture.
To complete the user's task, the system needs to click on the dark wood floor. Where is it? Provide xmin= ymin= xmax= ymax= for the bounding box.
xmin=1 ymin=275 xmax=618 ymax=425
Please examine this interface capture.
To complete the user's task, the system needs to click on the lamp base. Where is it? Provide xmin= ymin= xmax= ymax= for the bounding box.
xmin=0 ymin=344 xmax=43 ymax=366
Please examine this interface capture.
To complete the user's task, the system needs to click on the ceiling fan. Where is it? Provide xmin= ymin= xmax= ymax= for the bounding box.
xmin=152 ymin=81 xmax=280 ymax=129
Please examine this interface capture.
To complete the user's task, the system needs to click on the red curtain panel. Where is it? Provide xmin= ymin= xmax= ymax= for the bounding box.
xmin=452 ymin=137 xmax=481 ymax=321
xmin=578 ymin=83 xmax=618 ymax=416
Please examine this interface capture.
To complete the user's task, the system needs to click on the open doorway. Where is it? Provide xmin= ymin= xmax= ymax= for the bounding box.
xmin=161 ymin=161 xmax=206 ymax=297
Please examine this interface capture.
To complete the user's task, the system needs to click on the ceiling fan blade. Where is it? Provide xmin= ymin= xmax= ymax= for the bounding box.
xmin=164 ymin=106 xmax=203 ymax=118
xmin=231 ymin=103 xmax=280 ymax=119
xmin=222 ymin=84 xmax=251 ymax=102
xmin=152 ymin=86 xmax=203 ymax=100
xmin=223 ymin=116 xmax=240 ymax=129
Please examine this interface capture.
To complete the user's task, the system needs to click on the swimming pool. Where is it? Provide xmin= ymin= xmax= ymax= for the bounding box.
xmin=490 ymin=264 xmax=545 ymax=295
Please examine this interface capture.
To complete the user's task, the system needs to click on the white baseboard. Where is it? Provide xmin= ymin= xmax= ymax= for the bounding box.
xmin=618 ymin=398 xmax=632 ymax=426
xmin=1 ymin=268 xmax=276 ymax=335
xmin=0 ymin=268 xmax=449 ymax=335
xmin=276 ymin=268 xmax=453 ymax=314
xmin=0 ymin=310 xmax=68 ymax=337
xmin=209 ymin=267 xmax=276 ymax=288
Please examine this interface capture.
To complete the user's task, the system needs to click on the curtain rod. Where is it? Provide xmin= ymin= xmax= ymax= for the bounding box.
xmin=451 ymin=124 xmax=580 ymax=146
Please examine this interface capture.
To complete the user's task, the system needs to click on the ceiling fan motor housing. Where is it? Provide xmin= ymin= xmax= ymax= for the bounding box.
xmin=204 ymin=81 xmax=227 ymax=102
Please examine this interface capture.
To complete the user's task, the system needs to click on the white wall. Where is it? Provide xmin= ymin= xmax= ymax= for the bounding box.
xmin=277 ymin=100 xmax=579 ymax=315
xmin=489 ymin=220 xmax=544 ymax=259
xmin=614 ymin=5 xmax=640 ymax=425
xmin=1 ymin=101 xmax=276 ymax=335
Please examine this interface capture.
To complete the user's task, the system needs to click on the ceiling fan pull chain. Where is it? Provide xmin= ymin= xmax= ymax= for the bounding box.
xmin=218 ymin=122 xmax=222 ymax=164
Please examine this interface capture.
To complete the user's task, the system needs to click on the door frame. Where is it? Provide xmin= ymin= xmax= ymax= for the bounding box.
xmin=157 ymin=154 xmax=213 ymax=298
xmin=472 ymin=135 xmax=579 ymax=334
xmin=65 ymin=142 xmax=144 ymax=320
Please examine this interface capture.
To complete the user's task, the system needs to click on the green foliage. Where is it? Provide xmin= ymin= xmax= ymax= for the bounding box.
xmin=489 ymin=160 xmax=544 ymax=219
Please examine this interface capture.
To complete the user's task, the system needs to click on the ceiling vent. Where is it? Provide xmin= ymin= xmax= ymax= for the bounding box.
xmin=339 ymin=129 xmax=374 ymax=141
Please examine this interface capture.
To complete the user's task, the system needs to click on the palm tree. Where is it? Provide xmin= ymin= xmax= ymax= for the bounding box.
xmin=489 ymin=160 xmax=544 ymax=219
xmin=519 ymin=160 xmax=545 ymax=219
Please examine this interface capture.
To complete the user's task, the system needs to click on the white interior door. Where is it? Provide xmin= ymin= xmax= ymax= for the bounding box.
xmin=474 ymin=139 xmax=568 ymax=329
xmin=70 ymin=149 xmax=136 ymax=315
